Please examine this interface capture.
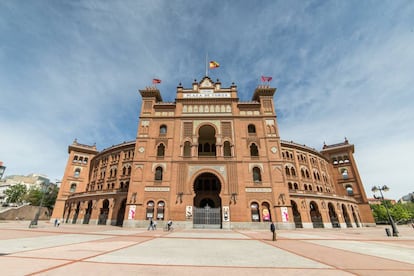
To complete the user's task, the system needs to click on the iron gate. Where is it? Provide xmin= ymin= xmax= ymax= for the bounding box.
xmin=193 ymin=207 xmax=221 ymax=229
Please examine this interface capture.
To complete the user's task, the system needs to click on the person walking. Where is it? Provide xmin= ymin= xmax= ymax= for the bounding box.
xmin=270 ymin=221 xmax=276 ymax=241
xmin=148 ymin=218 xmax=154 ymax=230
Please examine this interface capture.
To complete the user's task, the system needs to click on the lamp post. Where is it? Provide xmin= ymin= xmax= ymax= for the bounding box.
xmin=29 ymin=181 xmax=49 ymax=228
xmin=371 ymin=185 xmax=399 ymax=237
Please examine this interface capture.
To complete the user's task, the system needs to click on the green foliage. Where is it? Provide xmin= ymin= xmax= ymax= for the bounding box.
xmin=24 ymin=185 xmax=59 ymax=209
xmin=4 ymin=184 xmax=27 ymax=204
xmin=371 ymin=202 xmax=414 ymax=224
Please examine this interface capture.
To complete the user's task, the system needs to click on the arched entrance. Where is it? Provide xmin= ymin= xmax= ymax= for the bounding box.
xmin=342 ymin=204 xmax=352 ymax=228
xmin=83 ymin=200 xmax=92 ymax=224
xmin=291 ymin=200 xmax=303 ymax=228
xmin=351 ymin=206 xmax=360 ymax=227
xmin=116 ymin=199 xmax=126 ymax=226
xmin=72 ymin=202 xmax=80 ymax=224
xmin=98 ymin=199 xmax=109 ymax=225
xmin=310 ymin=201 xmax=324 ymax=228
xmin=328 ymin=203 xmax=340 ymax=228
xmin=193 ymin=172 xmax=222 ymax=228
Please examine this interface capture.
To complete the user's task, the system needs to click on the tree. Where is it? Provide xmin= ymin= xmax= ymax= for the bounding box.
xmin=4 ymin=184 xmax=27 ymax=204
xmin=390 ymin=204 xmax=411 ymax=222
xmin=24 ymin=185 xmax=59 ymax=209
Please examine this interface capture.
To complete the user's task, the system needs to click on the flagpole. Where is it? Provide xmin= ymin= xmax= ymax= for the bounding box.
xmin=205 ymin=53 xmax=208 ymax=77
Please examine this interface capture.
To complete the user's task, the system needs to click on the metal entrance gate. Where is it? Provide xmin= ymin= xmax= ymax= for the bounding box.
xmin=193 ymin=207 xmax=221 ymax=229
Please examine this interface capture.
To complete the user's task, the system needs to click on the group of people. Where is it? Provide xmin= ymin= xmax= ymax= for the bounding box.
xmin=148 ymin=218 xmax=173 ymax=231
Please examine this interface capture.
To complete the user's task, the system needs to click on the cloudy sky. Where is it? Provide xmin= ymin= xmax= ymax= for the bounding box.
xmin=1 ymin=1 xmax=413 ymax=200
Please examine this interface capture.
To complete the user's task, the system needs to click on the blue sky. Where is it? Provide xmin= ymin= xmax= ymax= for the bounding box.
xmin=1 ymin=0 xmax=413 ymax=200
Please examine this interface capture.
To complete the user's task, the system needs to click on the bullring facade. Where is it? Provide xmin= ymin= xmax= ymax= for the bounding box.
xmin=52 ymin=76 xmax=375 ymax=229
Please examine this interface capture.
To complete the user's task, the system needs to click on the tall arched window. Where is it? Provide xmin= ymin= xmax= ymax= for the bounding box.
xmin=157 ymin=201 xmax=165 ymax=220
xmin=157 ymin=143 xmax=165 ymax=157
xmin=253 ymin=167 xmax=262 ymax=182
xmin=251 ymin=202 xmax=260 ymax=222
xmin=70 ymin=183 xmax=77 ymax=193
xmin=155 ymin=166 xmax=163 ymax=181
xmin=146 ymin=201 xmax=154 ymax=219
xmin=74 ymin=168 xmax=81 ymax=178
xmin=223 ymin=141 xmax=231 ymax=157
xmin=159 ymin=125 xmax=167 ymax=135
xmin=285 ymin=166 xmax=291 ymax=176
xmin=346 ymin=185 xmax=353 ymax=195
xmin=248 ymin=124 xmax=256 ymax=134
xmin=184 ymin=141 xmax=191 ymax=157
xmin=250 ymin=143 xmax=259 ymax=156
xmin=290 ymin=167 xmax=296 ymax=176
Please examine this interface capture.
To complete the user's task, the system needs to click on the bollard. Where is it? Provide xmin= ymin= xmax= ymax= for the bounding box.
xmin=385 ymin=228 xmax=391 ymax=237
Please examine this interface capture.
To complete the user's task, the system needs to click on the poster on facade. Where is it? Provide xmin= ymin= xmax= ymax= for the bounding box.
xmin=128 ymin=205 xmax=136 ymax=220
xmin=186 ymin=206 xmax=193 ymax=219
xmin=281 ymin=207 xmax=289 ymax=222
xmin=223 ymin=206 xmax=230 ymax=221
xmin=262 ymin=208 xmax=270 ymax=221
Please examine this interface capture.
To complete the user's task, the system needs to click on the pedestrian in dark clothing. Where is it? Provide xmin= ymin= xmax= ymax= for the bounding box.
xmin=270 ymin=222 xmax=276 ymax=241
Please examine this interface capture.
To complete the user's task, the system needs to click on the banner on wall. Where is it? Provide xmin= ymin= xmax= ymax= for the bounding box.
xmin=186 ymin=206 xmax=193 ymax=219
xmin=128 ymin=205 xmax=136 ymax=220
xmin=223 ymin=206 xmax=230 ymax=221
xmin=281 ymin=207 xmax=289 ymax=222
xmin=262 ymin=208 xmax=270 ymax=221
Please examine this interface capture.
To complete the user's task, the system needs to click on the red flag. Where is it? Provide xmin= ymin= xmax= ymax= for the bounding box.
xmin=209 ymin=61 xmax=220 ymax=69
xmin=261 ymin=76 xmax=272 ymax=82
xmin=152 ymin=78 xmax=161 ymax=84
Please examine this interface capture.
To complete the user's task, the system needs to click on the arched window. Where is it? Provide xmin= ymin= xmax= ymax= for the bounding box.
xmin=184 ymin=141 xmax=191 ymax=157
xmin=146 ymin=201 xmax=154 ymax=219
xmin=157 ymin=201 xmax=165 ymax=220
xmin=70 ymin=183 xmax=77 ymax=193
xmin=301 ymin=169 xmax=305 ymax=178
xmin=223 ymin=141 xmax=231 ymax=157
xmin=157 ymin=143 xmax=165 ymax=157
xmin=127 ymin=166 xmax=131 ymax=175
xmin=304 ymin=184 xmax=308 ymax=190
xmin=248 ymin=124 xmax=256 ymax=134
xmin=341 ymin=169 xmax=349 ymax=179
xmin=251 ymin=202 xmax=260 ymax=222
xmin=285 ymin=166 xmax=291 ymax=176
xmin=159 ymin=125 xmax=167 ymax=135
xmin=288 ymin=182 xmax=293 ymax=189
xmin=250 ymin=143 xmax=259 ymax=156
xmin=346 ymin=185 xmax=353 ymax=195
xmin=252 ymin=167 xmax=262 ymax=182
xmin=122 ymin=167 xmax=126 ymax=175
xmin=305 ymin=169 xmax=310 ymax=178
xmin=155 ymin=166 xmax=163 ymax=181
xmin=290 ymin=167 xmax=296 ymax=176
xmin=294 ymin=183 xmax=298 ymax=190
xmin=74 ymin=168 xmax=81 ymax=178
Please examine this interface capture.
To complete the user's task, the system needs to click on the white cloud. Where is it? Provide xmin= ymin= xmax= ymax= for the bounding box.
xmin=0 ymin=0 xmax=413 ymax=199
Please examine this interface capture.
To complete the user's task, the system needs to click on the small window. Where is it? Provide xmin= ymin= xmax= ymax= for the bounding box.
xmin=70 ymin=183 xmax=77 ymax=193
xmin=157 ymin=144 xmax=165 ymax=157
xmin=155 ymin=166 xmax=163 ymax=181
xmin=184 ymin=141 xmax=191 ymax=157
xmin=223 ymin=141 xmax=231 ymax=157
xmin=346 ymin=186 xmax=353 ymax=195
xmin=74 ymin=168 xmax=81 ymax=178
xmin=160 ymin=125 xmax=167 ymax=135
xmin=248 ymin=124 xmax=256 ymax=134
xmin=250 ymin=143 xmax=259 ymax=156
xmin=253 ymin=167 xmax=262 ymax=182
xmin=342 ymin=169 xmax=348 ymax=179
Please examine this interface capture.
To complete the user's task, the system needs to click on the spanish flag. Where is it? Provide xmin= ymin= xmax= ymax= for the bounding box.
xmin=209 ymin=61 xmax=220 ymax=69
xmin=152 ymin=78 xmax=161 ymax=84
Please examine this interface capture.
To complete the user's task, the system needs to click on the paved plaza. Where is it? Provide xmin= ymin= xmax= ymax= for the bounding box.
xmin=0 ymin=221 xmax=413 ymax=275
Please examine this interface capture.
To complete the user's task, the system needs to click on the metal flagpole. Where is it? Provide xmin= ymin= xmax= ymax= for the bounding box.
xmin=205 ymin=53 xmax=208 ymax=77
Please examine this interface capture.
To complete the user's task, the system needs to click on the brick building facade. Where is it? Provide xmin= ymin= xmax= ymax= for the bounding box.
xmin=52 ymin=76 xmax=375 ymax=229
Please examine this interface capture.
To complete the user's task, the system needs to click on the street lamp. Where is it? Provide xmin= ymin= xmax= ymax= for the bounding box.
xmin=0 ymin=161 xmax=6 ymax=179
xmin=372 ymin=185 xmax=399 ymax=237
xmin=29 ymin=181 xmax=50 ymax=228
